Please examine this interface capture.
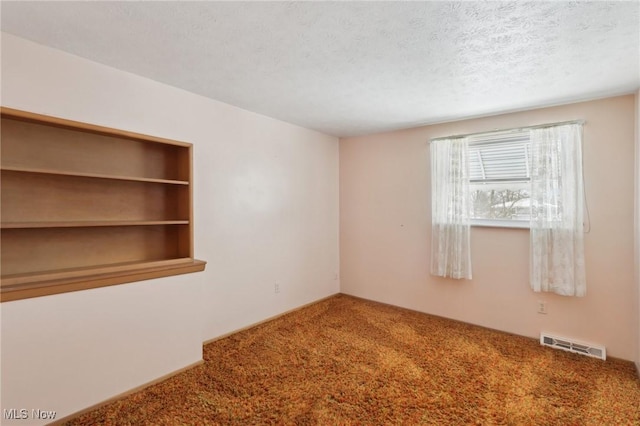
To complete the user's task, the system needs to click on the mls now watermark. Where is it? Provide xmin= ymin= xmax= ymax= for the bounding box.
xmin=3 ymin=408 xmax=57 ymax=421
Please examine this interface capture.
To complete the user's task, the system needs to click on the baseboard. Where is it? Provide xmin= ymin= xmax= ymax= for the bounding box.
xmin=48 ymin=294 xmax=340 ymax=425
xmin=37 ymin=292 xmax=640 ymax=424
xmin=340 ymin=293 xmax=639 ymax=364
xmin=50 ymin=359 xmax=204 ymax=425
xmin=203 ymin=293 xmax=340 ymax=345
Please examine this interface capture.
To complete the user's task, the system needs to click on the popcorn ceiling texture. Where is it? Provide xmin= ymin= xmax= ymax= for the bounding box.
xmin=1 ymin=1 xmax=638 ymax=137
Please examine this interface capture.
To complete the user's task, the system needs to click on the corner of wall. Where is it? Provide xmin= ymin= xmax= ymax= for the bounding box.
xmin=636 ymin=89 xmax=640 ymax=370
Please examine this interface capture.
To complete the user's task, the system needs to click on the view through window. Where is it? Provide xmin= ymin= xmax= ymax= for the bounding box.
xmin=467 ymin=131 xmax=531 ymax=227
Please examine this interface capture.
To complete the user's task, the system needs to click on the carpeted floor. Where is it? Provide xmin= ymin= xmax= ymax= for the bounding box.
xmin=68 ymin=294 xmax=639 ymax=425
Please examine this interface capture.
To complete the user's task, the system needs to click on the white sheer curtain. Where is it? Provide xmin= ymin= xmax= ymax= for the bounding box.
xmin=430 ymin=137 xmax=472 ymax=279
xmin=529 ymin=123 xmax=586 ymax=296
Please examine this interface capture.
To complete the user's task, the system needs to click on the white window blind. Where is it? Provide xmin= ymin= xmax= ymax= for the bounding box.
xmin=468 ymin=133 xmax=530 ymax=182
xmin=467 ymin=131 xmax=532 ymax=227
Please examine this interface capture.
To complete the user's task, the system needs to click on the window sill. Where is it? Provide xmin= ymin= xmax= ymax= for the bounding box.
xmin=471 ymin=219 xmax=530 ymax=229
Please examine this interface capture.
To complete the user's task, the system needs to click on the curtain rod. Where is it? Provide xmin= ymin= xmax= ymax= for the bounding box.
xmin=430 ymin=119 xmax=586 ymax=143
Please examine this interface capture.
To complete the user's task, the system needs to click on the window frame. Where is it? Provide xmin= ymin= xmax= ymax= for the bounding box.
xmin=467 ymin=130 xmax=532 ymax=229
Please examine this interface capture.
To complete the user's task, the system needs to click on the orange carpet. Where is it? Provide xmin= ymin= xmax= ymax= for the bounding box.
xmin=67 ymin=294 xmax=640 ymax=425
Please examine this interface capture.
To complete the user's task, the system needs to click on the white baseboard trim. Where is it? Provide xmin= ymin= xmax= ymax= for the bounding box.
xmin=51 ymin=359 xmax=204 ymax=425
xmin=203 ymin=293 xmax=340 ymax=345
xmin=51 ymin=294 xmax=340 ymax=425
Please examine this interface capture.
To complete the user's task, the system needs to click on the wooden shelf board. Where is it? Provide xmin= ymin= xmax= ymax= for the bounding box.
xmin=1 ymin=166 xmax=189 ymax=185
xmin=1 ymin=220 xmax=189 ymax=229
xmin=1 ymin=258 xmax=207 ymax=302
xmin=1 ymin=107 xmax=192 ymax=147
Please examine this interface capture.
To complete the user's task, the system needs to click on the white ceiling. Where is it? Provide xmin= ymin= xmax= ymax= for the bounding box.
xmin=1 ymin=1 xmax=639 ymax=137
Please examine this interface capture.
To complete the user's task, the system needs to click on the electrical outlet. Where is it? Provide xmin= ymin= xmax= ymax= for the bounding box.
xmin=274 ymin=283 xmax=280 ymax=294
xmin=537 ymin=301 xmax=547 ymax=314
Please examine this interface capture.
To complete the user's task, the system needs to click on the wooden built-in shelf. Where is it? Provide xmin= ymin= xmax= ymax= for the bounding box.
xmin=1 ymin=107 xmax=206 ymax=302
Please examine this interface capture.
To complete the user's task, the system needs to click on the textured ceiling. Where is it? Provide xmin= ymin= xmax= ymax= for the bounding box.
xmin=1 ymin=1 xmax=639 ymax=137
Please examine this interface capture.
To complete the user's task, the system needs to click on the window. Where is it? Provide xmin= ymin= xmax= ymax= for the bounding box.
xmin=430 ymin=121 xmax=586 ymax=294
xmin=467 ymin=131 xmax=532 ymax=228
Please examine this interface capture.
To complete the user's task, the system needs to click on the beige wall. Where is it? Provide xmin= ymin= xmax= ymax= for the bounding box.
xmin=0 ymin=33 xmax=339 ymax=423
xmin=341 ymin=95 xmax=637 ymax=360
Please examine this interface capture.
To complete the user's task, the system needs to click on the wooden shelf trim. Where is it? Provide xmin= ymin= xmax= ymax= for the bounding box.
xmin=1 ymin=166 xmax=190 ymax=185
xmin=1 ymin=107 xmax=192 ymax=147
xmin=2 ymin=220 xmax=190 ymax=229
xmin=2 ymin=257 xmax=195 ymax=286
xmin=1 ymin=258 xmax=207 ymax=302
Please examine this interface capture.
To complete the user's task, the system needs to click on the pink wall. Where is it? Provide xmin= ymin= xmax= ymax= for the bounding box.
xmin=340 ymin=95 xmax=637 ymax=360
